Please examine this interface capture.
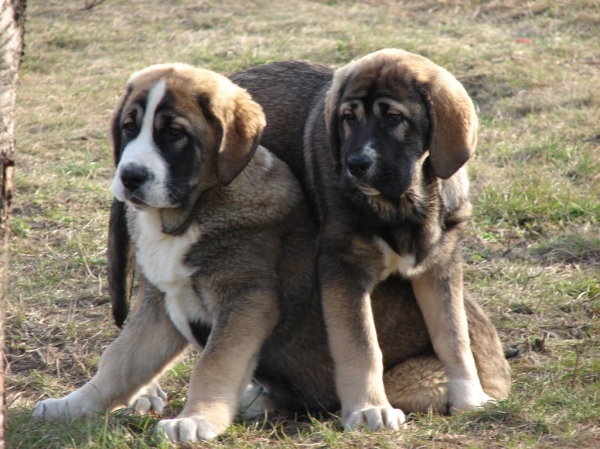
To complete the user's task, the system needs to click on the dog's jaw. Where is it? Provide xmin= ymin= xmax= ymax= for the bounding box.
xmin=127 ymin=196 xmax=149 ymax=211
xmin=357 ymin=184 xmax=381 ymax=197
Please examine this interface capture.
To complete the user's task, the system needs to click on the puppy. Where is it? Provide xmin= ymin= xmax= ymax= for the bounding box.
xmin=34 ymin=60 xmax=509 ymax=443
xmin=232 ymin=48 xmax=509 ymax=429
xmin=34 ymin=63 xmax=302 ymax=441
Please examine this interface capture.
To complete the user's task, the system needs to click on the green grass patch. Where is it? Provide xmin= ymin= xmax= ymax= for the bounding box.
xmin=7 ymin=0 xmax=600 ymax=448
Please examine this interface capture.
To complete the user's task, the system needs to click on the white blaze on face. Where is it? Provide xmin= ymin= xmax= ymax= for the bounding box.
xmin=112 ymin=80 xmax=173 ymax=208
xmin=362 ymin=141 xmax=379 ymax=165
xmin=355 ymin=140 xmax=381 ymax=196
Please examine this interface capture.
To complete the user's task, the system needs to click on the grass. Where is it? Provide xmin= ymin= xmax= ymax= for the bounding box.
xmin=6 ymin=0 xmax=600 ymax=447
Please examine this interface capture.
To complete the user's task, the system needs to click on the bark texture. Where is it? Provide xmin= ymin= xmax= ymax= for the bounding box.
xmin=0 ymin=0 xmax=26 ymax=446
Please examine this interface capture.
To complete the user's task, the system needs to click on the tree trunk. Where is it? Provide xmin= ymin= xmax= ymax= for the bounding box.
xmin=0 ymin=0 xmax=26 ymax=446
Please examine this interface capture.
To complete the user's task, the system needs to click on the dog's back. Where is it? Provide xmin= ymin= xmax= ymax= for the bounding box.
xmin=231 ymin=61 xmax=332 ymax=192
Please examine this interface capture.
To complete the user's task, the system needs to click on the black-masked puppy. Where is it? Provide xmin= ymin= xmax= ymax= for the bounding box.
xmin=231 ymin=49 xmax=510 ymax=429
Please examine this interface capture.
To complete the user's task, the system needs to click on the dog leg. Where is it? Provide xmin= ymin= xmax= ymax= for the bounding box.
xmin=238 ymin=383 xmax=277 ymax=421
xmin=323 ymin=288 xmax=405 ymax=430
xmin=411 ymin=262 xmax=493 ymax=412
xmin=465 ymin=295 xmax=511 ymax=401
xmin=128 ymin=279 xmax=169 ymax=415
xmin=318 ymin=240 xmax=406 ymax=431
xmin=157 ymin=293 xmax=278 ymax=442
xmin=130 ymin=382 xmax=168 ymax=415
xmin=33 ymin=288 xmax=189 ymax=421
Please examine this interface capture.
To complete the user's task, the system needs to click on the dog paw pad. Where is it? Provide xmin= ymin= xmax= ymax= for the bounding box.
xmin=343 ymin=406 xmax=406 ymax=431
xmin=157 ymin=416 xmax=221 ymax=442
xmin=130 ymin=383 xmax=167 ymax=414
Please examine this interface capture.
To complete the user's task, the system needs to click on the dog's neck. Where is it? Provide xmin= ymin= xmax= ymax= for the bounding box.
xmin=150 ymin=145 xmax=297 ymax=236
xmin=158 ymin=185 xmax=216 ymax=236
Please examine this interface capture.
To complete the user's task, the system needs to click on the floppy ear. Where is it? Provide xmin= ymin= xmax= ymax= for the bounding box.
xmin=416 ymin=67 xmax=478 ymax=180
xmin=215 ymin=90 xmax=266 ymax=185
xmin=108 ymin=198 xmax=135 ymax=328
xmin=324 ymin=67 xmax=353 ymax=173
xmin=110 ymin=84 xmax=132 ymax=167
xmin=108 ymin=85 xmax=135 ymax=327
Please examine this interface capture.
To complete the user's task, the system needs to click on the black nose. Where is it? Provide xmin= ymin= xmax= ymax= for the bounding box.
xmin=120 ymin=165 xmax=149 ymax=192
xmin=346 ymin=155 xmax=372 ymax=178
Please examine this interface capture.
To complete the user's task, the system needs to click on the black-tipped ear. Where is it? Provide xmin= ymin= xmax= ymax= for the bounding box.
xmin=108 ymin=198 xmax=135 ymax=328
xmin=111 ymin=84 xmax=132 ymax=167
xmin=215 ymin=90 xmax=266 ymax=185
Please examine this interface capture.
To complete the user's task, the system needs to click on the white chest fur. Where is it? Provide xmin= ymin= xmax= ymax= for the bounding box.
xmin=133 ymin=209 xmax=205 ymax=347
xmin=134 ymin=210 xmax=198 ymax=288
xmin=374 ymin=237 xmax=424 ymax=279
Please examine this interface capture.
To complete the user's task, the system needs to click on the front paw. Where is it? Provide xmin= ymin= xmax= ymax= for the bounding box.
xmin=130 ymin=383 xmax=167 ymax=415
xmin=157 ymin=415 xmax=224 ymax=442
xmin=32 ymin=390 xmax=101 ymax=421
xmin=343 ymin=405 xmax=406 ymax=431
xmin=239 ymin=383 xmax=277 ymax=421
xmin=448 ymin=378 xmax=495 ymax=412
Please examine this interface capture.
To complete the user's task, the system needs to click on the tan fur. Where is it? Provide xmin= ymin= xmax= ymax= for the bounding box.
xmin=383 ymin=356 xmax=449 ymax=414
xmin=321 ymin=285 xmax=389 ymax=411
xmin=327 ymin=48 xmax=477 ymax=180
xmin=168 ymin=291 xmax=279 ymax=439
xmin=35 ymin=57 xmax=510 ymax=443
xmin=231 ymin=50 xmax=510 ymax=429
xmin=34 ymin=65 xmax=283 ymax=442
xmin=33 ymin=285 xmax=189 ymax=419
xmin=318 ymin=49 xmax=491 ymax=423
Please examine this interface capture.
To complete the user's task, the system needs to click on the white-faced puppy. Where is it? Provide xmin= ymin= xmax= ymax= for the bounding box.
xmin=32 ymin=64 xmax=291 ymax=442
xmin=232 ymin=49 xmax=508 ymax=429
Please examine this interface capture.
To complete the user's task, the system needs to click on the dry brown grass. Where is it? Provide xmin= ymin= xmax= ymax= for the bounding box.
xmin=5 ymin=0 xmax=600 ymax=447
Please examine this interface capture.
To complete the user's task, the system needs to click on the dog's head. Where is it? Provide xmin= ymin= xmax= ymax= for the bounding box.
xmin=108 ymin=64 xmax=265 ymax=327
xmin=324 ymin=48 xmax=477 ymax=199
xmin=111 ymin=63 xmax=266 ymax=234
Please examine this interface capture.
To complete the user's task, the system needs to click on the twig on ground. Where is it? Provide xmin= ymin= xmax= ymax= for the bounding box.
xmin=83 ymin=0 xmax=106 ymax=11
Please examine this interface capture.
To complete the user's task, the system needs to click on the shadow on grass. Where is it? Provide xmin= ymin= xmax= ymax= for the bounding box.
xmin=533 ymin=234 xmax=600 ymax=265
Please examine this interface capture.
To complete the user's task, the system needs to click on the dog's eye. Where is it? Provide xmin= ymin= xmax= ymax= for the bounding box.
xmin=342 ymin=111 xmax=355 ymax=123
xmin=123 ymin=122 xmax=136 ymax=137
xmin=387 ymin=112 xmax=404 ymax=125
xmin=168 ymin=126 xmax=184 ymax=139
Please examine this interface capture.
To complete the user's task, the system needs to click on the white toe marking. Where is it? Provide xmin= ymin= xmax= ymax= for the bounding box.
xmin=32 ymin=388 xmax=101 ymax=421
xmin=158 ymin=417 xmax=220 ymax=442
xmin=448 ymin=378 xmax=494 ymax=412
xmin=343 ymin=406 xmax=406 ymax=431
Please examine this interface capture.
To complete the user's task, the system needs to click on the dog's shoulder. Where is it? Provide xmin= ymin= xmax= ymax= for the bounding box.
xmin=198 ymin=145 xmax=307 ymax=231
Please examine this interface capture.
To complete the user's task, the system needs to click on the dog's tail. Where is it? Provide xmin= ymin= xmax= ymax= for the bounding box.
xmin=108 ymin=198 xmax=135 ymax=327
